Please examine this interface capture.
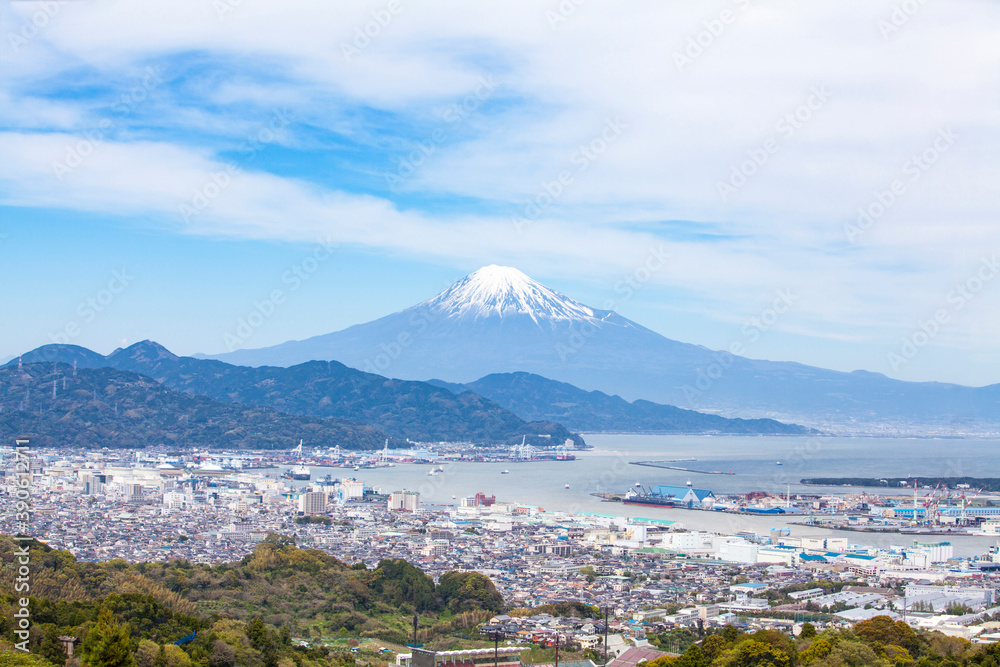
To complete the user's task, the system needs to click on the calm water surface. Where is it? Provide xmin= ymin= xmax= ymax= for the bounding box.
xmin=290 ymin=435 xmax=1000 ymax=558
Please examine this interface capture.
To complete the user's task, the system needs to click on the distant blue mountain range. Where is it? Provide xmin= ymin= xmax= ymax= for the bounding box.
xmin=205 ymin=266 xmax=1000 ymax=435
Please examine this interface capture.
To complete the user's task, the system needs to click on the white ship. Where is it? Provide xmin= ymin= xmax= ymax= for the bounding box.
xmin=284 ymin=464 xmax=311 ymax=481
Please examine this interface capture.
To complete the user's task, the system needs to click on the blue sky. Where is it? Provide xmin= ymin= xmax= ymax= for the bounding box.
xmin=1 ymin=0 xmax=998 ymax=386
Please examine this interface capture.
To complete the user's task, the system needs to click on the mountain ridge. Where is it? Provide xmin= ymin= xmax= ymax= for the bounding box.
xmin=12 ymin=341 xmax=585 ymax=447
xmin=0 ymin=361 xmax=394 ymax=449
xmin=429 ymin=372 xmax=818 ymax=435
xmin=204 ymin=266 xmax=1000 ymax=434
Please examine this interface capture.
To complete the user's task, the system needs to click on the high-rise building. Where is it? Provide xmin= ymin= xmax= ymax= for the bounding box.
xmin=460 ymin=491 xmax=496 ymax=507
xmin=299 ymin=491 xmax=328 ymax=515
xmin=126 ymin=483 xmax=144 ymax=502
xmin=389 ymin=490 xmax=420 ymax=512
xmin=340 ymin=478 xmax=364 ymax=500
xmin=81 ymin=473 xmax=107 ymax=495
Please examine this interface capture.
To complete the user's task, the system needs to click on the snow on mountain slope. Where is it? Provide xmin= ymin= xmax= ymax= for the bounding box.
xmin=205 ymin=266 xmax=1000 ymax=433
xmin=424 ymin=265 xmax=596 ymax=323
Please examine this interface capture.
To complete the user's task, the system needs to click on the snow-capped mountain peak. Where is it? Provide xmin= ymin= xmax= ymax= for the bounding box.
xmin=420 ymin=265 xmax=596 ymax=323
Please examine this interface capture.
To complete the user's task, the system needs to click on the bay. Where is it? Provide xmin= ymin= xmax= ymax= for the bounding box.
xmin=289 ymin=435 xmax=1000 ymax=558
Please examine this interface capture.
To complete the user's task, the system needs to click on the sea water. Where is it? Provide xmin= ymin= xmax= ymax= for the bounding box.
xmin=293 ymin=434 xmax=1000 ymax=558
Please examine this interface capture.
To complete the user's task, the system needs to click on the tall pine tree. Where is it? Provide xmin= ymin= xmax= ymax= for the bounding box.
xmin=79 ymin=608 xmax=137 ymax=667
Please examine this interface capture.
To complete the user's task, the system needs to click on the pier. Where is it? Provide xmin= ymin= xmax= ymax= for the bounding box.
xmin=631 ymin=460 xmax=735 ymax=475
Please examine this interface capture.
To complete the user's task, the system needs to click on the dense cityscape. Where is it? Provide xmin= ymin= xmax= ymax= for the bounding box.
xmin=7 ymin=445 xmax=1000 ymax=663
xmin=4 ymin=1 xmax=999 ymax=666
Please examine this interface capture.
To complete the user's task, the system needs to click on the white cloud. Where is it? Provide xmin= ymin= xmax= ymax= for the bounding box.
xmin=0 ymin=0 xmax=998 ymax=382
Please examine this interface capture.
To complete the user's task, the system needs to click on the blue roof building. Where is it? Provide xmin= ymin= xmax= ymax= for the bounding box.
xmin=651 ymin=485 xmax=715 ymax=508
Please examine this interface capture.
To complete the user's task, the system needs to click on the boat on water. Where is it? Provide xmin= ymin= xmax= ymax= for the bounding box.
xmin=565 ymin=484 xmax=570 ymax=489
xmin=283 ymin=439 xmax=312 ymax=480
xmin=501 ymin=469 xmax=510 ymax=475
xmin=621 ymin=487 xmax=676 ymax=508
xmin=284 ymin=464 xmax=311 ymax=481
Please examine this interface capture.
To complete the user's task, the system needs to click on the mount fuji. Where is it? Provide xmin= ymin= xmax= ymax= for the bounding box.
xmin=208 ymin=266 xmax=1000 ymax=434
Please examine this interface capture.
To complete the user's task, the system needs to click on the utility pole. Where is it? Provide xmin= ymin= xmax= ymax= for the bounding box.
xmin=412 ymin=614 xmax=419 ymax=646
xmin=603 ymin=606 xmax=609 ymax=666
xmin=488 ymin=629 xmax=502 ymax=667
xmin=554 ymin=634 xmax=560 ymax=667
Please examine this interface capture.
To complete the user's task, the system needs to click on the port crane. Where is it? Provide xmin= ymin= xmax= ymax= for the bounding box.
xmin=921 ymin=483 xmax=948 ymax=527
xmin=959 ymin=487 xmax=986 ymax=526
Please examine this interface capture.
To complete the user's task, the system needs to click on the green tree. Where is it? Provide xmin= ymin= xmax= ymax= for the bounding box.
xmin=245 ymin=616 xmax=278 ymax=667
xmin=38 ymin=624 xmax=67 ymax=665
xmin=674 ymin=645 xmax=705 ymax=667
xmin=969 ymin=641 xmax=1000 ymax=666
xmin=881 ymin=643 xmax=912 ymax=664
xmin=854 ymin=615 xmax=919 ymax=655
xmin=798 ymin=638 xmax=832 ymax=664
xmin=748 ymin=629 xmax=796 ymax=661
xmin=945 ymin=601 xmax=974 ymax=615
xmin=816 ymin=640 xmax=889 ymax=667
xmin=136 ymin=640 xmax=160 ymax=667
xmin=437 ymin=571 xmax=504 ymax=613
xmin=0 ymin=651 xmax=60 ymax=667
xmin=246 ymin=617 xmax=269 ymax=651
xmin=800 ymin=623 xmax=817 ymax=639
xmin=79 ymin=608 xmax=137 ymax=667
xmin=700 ymin=634 xmax=733 ymax=663
xmin=718 ymin=639 xmax=791 ymax=667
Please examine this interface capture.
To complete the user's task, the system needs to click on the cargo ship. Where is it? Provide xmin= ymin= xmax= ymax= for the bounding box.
xmin=283 ymin=464 xmax=311 ymax=481
xmin=621 ymin=487 xmax=677 ymax=508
